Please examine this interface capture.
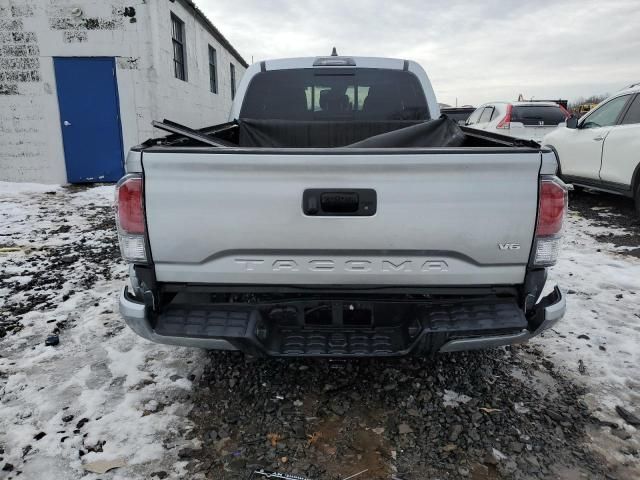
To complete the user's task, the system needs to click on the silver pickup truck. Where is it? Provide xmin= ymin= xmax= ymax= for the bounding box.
xmin=117 ymin=55 xmax=567 ymax=357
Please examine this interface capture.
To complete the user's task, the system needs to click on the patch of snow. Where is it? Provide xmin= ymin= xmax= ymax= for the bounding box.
xmin=70 ymin=185 xmax=116 ymax=205
xmin=538 ymin=211 xmax=640 ymax=421
xmin=492 ymin=448 xmax=508 ymax=461
xmin=442 ymin=389 xmax=472 ymax=407
xmin=0 ymin=181 xmax=61 ymax=195
xmin=0 ymin=185 xmax=202 ymax=479
xmin=564 ymin=211 xmax=630 ymax=239
xmin=4 ymin=275 xmax=33 ymax=285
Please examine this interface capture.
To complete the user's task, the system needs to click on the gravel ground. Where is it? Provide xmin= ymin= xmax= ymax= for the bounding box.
xmin=186 ymin=348 xmax=608 ymax=480
xmin=0 ymin=183 xmax=638 ymax=480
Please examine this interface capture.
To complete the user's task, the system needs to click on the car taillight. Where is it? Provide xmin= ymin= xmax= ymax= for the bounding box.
xmin=532 ymin=177 xmax=567 ymax=266
xmin=496 ymin=104 xmax=512 ymax=129
xmin=115 ymin=174 xmax=148 ymax=263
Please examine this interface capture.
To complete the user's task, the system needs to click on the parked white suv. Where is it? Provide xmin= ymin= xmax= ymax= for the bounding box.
xmin=543 ymin=85 xmax=640 ymax=215
xmin=466 ymin=101 xmax=570 ymax=142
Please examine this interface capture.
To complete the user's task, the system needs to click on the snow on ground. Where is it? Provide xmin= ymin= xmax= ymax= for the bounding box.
xmin=1 ymin=183 xmax=639 ymax=479
xmin=540 ymin=210 xmax=640 ymax=409
xmin=537 ymin=205 xmax=640 ymax=470
xmin=0 ymin=183 xmax=203 ymax=479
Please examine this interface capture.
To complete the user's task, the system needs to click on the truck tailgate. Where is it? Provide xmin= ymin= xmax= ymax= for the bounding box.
xmin=141 ymin=150 xmax=541 ymax=286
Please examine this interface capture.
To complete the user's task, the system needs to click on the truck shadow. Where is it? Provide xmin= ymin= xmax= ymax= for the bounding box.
xmin=186 ymin=346 xmax=614 ymax=480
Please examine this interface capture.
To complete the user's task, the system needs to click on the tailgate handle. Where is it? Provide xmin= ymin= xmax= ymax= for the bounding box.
xmin=321 ymin=192 xmax=359 ymax=212
xmin=303 ymin=189 xmax=376 ymax=216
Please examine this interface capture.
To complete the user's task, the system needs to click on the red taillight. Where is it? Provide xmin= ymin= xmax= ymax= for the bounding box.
xmin=496 ymin=104 xmax=512 ymax=129
xmin=537 ymin=179 xmax=567 ymax=236
xmin=115 ymin=175 xmax=147 ymax=263
xmin=117 ymin=177 xmax=145 ymax=234
xmin=532 ymin=177 xmax=568 ymax=267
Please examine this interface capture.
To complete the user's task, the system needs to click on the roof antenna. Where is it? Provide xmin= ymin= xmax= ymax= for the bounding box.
xmin=331 ymin=47 xmax=338 ymax=56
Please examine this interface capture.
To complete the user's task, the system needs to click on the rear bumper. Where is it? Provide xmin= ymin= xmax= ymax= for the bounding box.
xmin=119 ymin=286 xmax=565 ymax=355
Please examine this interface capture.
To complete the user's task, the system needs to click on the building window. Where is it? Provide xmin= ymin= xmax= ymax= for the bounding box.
xmin=171 ymin=14 xmax=186 ymax=81
xmin=230 ymin=63 xmax=236 ymax=99
xmin=208 ymin=45 xmax=217 ymax=93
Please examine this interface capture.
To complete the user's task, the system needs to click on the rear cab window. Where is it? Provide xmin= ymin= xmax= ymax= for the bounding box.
xmin=511 ymin=105 xmax=567 ymax=126
xmin=239 ymin=68 xmax=430 ymax=121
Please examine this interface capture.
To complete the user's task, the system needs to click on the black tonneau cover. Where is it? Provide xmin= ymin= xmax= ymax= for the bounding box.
xmin=238 ymin=117 xmax=465 ymax=148
xmin=346 ymin=117 xmax=465 ymax=148
xmin=142 ymin=117 xmax=539 ymax=150
xmin=238 ymin=119 xmax=422 ymax=148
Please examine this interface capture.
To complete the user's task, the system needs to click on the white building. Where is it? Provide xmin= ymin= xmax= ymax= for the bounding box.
xmin=0 ymin=0 xmax=247 ymax=184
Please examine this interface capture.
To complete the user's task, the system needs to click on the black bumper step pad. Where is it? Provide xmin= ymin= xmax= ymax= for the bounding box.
xmin=151 ymin=300 xmax=528 ymax=357
xmin=426 ymin=302 xmax=527 ymax=333
xmin=279 ymin=330 xmax=397 ymax=356
xmin=153 ymin=306 xmax=258 ymax=338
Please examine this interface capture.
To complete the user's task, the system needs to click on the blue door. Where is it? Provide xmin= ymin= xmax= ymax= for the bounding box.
xmin=54 ymin=57 xmax=124 ymax=183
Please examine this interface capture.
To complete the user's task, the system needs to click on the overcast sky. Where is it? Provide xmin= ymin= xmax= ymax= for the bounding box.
xmin=200 ymin=0 xmax=640 ymax=107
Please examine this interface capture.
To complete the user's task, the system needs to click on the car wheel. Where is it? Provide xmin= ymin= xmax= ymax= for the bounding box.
xmin=635 ymin=182 xmax=640 ymax=217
